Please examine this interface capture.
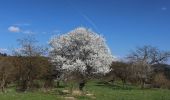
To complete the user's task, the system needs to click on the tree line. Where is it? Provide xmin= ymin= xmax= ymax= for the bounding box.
xmin=0 ymin=27 xmax=170 ymax=93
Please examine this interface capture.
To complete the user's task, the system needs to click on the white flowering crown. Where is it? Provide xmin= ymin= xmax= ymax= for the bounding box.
xmin=49 ymin=27 xmax=114 ymax=75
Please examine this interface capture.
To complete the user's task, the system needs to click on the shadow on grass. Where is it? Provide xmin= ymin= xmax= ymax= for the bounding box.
xmin=95 ymin=81 xmax=139 ymax=90
xmin=55 ymin=85 xmax=65 ymax=88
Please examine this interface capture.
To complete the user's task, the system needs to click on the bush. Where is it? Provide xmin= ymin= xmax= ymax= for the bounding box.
xmin=153 ymin=73 xmax=170 ymax=89
xmin=32 ymin=80 xmax=44 ymax=89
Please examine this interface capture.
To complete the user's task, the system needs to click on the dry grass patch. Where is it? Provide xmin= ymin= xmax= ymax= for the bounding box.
xmin=64 ymin=96 xmax=77 ymax=100
xmin=72 ymin=90 xmax=83 ymax=96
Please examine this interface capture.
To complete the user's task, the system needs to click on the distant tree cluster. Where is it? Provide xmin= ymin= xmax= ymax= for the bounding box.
xmin=106 ymin=45 xmax=170 ymax=89
xmin=0 ymin=36 xmax=51 ymax=92
xmin=0 ymin=52 xmax=7 ymax=56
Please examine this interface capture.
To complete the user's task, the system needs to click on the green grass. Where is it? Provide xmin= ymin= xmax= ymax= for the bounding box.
xmin=0 ymin=89 xmax=59 ymax=100
xmin=84 ymin=81 xmax=170 ymax=100
xmin=0 ymin=81 xmax=170 ymax=100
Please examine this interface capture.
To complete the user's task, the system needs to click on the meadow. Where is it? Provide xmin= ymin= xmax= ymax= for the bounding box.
xmin=0 ymin=81 xmax=170 ymax=100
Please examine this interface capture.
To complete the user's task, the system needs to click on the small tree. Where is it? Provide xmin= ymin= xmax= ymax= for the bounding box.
xmin=127 ymin=45 xmax=170 ymax=88
xmin=130 ymin=61 xmax=152 ymax=88
xmin=110 ymin=61 xmax=130 ymax=86
xmin=127 ymin=45 xmax=170 ymax=65
xmin=13 ymin=35 xmax=48 ymax=91
xmin=49 ymin=27 xmax=113 ymax=91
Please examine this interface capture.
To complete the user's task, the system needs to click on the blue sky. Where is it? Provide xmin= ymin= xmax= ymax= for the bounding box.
xmin=0 ymin=0 xmax=170 ymax=60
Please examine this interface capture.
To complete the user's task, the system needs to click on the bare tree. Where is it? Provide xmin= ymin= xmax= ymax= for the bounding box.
xmin=130 ymin=61 xmax=152 ymax=88
xmin=12 ymin=35 xmax=48 ymax=91
xmin=127 ymin=45 xmax=170 ymax=88
xmin=128 ymin=45 xmax=170 ymax=65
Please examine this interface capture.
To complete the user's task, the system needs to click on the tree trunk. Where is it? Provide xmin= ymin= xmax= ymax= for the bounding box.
xmin=79 ymin=80 xmax=86 ymax=91
xmin=122 ymin=79 xmax=126 ymax=88
xmin=70 ymin=82 xmax=74 ymax=94
xmin=1 ymin=78 xmax=5 ymax=93
xmin=44 ymin=78 xmax=54 ymax=89
xmin=21 ymin=79 xmax=28 ymax=91
xmin=56 ymin=81 xmax=60 ymax=87
xmin=141 ymin=79 xmax=145 ymax=89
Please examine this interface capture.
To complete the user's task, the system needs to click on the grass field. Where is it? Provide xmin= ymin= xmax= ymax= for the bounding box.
xmin=0 ymin=81 xmax=170 ymax=100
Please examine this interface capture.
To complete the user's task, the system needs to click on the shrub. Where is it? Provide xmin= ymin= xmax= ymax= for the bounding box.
xmin=153 ymin=72 xmax=170 ymax=89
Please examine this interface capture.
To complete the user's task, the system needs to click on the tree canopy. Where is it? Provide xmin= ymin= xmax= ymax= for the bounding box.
xmin=49 ymin=27 xmax=114 ymax=76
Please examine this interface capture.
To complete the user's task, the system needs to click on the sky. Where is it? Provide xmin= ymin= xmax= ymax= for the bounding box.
xmin=0 ymin=0 xmax=170 ymax=60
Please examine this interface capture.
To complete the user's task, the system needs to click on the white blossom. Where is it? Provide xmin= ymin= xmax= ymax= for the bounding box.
xmin=49 ymin=27 xmax=114 ymax=75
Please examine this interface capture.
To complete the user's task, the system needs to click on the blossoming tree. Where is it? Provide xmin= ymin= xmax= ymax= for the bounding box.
xmin=49 ymin=27 xmax=114 ymax=90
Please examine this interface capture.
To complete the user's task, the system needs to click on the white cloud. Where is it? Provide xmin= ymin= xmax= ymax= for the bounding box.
xmin=0 ymin=48 xmax=8 ymax=53
xmin=8 ymin=24 xmax=60 ymax=35
xmin=22 ymin=30 xmax=35 ymax=35
xmin=8 ymin=25 xmax=35 ymax=34
xmin=14 ymin=48 xmax=24 ymax=52
xmin=8 ymin=26 xmax=21 ymax=33
xmin=41 ymin=30 xmax=61 ymax=35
